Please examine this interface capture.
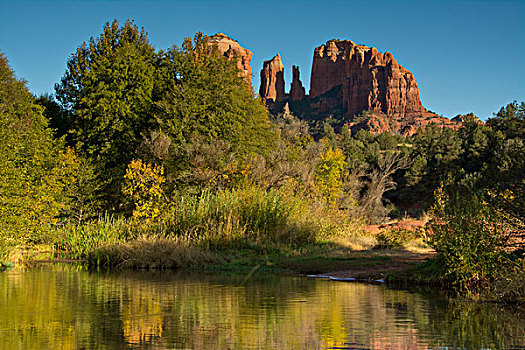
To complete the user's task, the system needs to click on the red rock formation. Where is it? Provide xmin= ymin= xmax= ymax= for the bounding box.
xmin=290 ymin=65 xmax=306 ymax=101
xmin=256 ymin=38 xmax=461 ymax=136
xmin=310 ymin=39 xmax=429 ymax=118
xmin=347 ymin=112 xmax=460 ymax=136
xmin=259 ymin=54 xmax=285 ymax=103
xmin=207 ymin=33 xmax=253 ymax=84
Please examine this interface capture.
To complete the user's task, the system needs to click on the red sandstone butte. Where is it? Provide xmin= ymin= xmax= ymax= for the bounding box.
xmin=259 ymin=54 xmax=285 ymax=103
xmin=207 ymin=33 xmax=253 ymax=84
xmin=310 ymin=39 xmax=430 ymax=118
xmin=290 ymin=65 xmax=306 ymax=101
xmin=346 ymin=113 xmax=460 ymax=137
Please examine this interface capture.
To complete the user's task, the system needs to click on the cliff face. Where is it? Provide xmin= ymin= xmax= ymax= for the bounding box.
xmin=259 ymin=54 xmax=285 ymax=103
xmin=310 ymin=39 xmax=428 ymax=118
xmin=258 ymin=38 xmax=460 ymax=136
xmin=207 ymin=33 xmax=253 ymax=84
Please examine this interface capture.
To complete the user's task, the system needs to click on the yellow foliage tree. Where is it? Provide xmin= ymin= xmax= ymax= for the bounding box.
xmin=315 ymin=146 xmax=348 ymax=206
xmin=123 ymin=160 xmax=167 ymax=225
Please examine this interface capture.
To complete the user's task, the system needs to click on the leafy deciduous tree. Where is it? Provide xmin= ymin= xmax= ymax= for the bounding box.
xmin=155 ymin=32 xmax=275 ymax=156
xmin=0 ymin=54 xmax=78 ymax=251
xmin=55 ymin=19 xmax=158 ymax=206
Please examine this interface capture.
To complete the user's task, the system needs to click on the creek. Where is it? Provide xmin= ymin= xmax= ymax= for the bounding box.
xmin=1 ymin=264 xmax=524 ymax=349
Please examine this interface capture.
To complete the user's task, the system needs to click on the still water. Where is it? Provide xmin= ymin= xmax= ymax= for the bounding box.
xmin=1 ymin=264 xmax=524 ymax=349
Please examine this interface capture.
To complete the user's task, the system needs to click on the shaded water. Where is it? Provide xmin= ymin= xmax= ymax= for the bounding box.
xmin=1 ymin=265 xmax=524 ymax=349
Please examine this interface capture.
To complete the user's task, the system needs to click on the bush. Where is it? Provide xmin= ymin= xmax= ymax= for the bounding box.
xmin=374 ymin=229 xmax=418 ymax=250
xmin=427 ymin=185 xmax=513 ymax=293
xmin=123 ymin=159 xmax=168 ymax=225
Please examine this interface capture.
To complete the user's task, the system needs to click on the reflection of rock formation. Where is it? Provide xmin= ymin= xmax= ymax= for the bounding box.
xmin=207 ymin=33 xmax=253 ymax=84
xmin=5 ymin=268 xmax=524 ymax=349
xmin=259 ymin=54 xmax=285 ymax=103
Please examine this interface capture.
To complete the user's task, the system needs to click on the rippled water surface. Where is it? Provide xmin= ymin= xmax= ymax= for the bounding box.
xmin=1 ymin=264 xmax=524 ymax=349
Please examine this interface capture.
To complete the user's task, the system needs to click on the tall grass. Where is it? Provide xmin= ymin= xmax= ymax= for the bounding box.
xmin=87 ymin=236 xmax=219 ymax=269
xmin=56 ymin=214 xmax=131 ymax=259
xmin=55 ymin=186 xmax=325 ymax=267
xmin=154 ymin=186 xmax=318 ymax=247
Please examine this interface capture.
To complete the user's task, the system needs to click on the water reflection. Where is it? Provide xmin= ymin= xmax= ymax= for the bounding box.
xmin=1 ymin=265 xmax=524 ymax=349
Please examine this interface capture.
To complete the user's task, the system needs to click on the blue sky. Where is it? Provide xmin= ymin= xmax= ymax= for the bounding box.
xmin=1 ymin=0 xmax=523 ymax=120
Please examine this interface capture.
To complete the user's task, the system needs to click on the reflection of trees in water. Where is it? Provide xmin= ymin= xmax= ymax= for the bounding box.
xmin=1 ymin=265 xmax=524 ymax=349
xmin=0 ymin=265 xmax=126 ymax=349
xmin=417 ymin=300 xmax=525 ymax=349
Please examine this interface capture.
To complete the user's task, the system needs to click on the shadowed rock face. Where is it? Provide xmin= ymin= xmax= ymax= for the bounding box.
xmin=207 ymin=33 xmax=253 ymax=84
xmin=311 ymin=39 xmax=428 ymax=118
xmin=290 ymin=65 xmax=306 ymax=101
xmin=259 ymin=54 xmax=285 ymax=103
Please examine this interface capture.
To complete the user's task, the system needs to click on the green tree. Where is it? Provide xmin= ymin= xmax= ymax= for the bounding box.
xmin=375 ymin=131 xmax=398 ymax=150
xmin=484 ymin=101 xmax=525 ymax=221
xmin=489 ymin=101 xmax=525 ymax=139
xmin=35 ymin=93 xmax=70 ymax=141
xmin=55 ymin=19 xmax=158 ymax=207
xmin=155 ymin=32 xmax=275 ymax=155
xmin=338 ymin=128 xmax=366 ymax=171
xmin=404 ymin=124 xmax=462 ymax=199
xmin=0 ymin=54 xmax=78 ymax=255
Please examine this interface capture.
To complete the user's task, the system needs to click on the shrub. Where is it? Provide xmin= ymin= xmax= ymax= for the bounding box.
xmin=427 ymin=185 xmax=513 ymax=293
xmin=481 ymin=257 xmax=525 ymax=304
xmin=315 ymin=146 xmax=347 ymax=206
xmin=374 ymin=229 xmax=417 ymax=250
xmin=123 ymin=159 xmax=167 ymax=225
xmin=0 ymin=239 xmax=12 ymax=264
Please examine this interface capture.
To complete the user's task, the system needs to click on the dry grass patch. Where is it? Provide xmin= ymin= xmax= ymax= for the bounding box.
xmin=89 ymin=236 xmax=219 ymax=269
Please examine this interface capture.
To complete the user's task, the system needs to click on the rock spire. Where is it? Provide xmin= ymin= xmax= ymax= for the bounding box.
xmin=259 ymin=54 xmax=285 ymax=103
xmin=290 ymin=65 xmax=306 ymax=101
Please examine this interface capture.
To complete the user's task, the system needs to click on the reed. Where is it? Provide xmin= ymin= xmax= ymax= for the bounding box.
xmin=153 ymin=186 xmax=318 ymax=246
xmin=87 ymin=235 xmax=219 ymax=269
xmin=56 ymin=186 xmax=363 ymax=268
xmin=56 ymin=214 xmax=131 ymax=259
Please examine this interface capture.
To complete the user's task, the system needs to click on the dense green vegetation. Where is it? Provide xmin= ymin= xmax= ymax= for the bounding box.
xmin=0 ymin=53 xmax=79 ymax=262
xmin=0 ymin=20 xmax=523 ymax=301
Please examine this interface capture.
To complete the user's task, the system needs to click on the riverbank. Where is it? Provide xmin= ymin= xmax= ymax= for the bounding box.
xmin=11 ymin=241 xmax=435 ymax=282
xmin=1 ymin=217 xmax=435 ymax=281
xmin=7 ymin=243 xmax=524 ymax=305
